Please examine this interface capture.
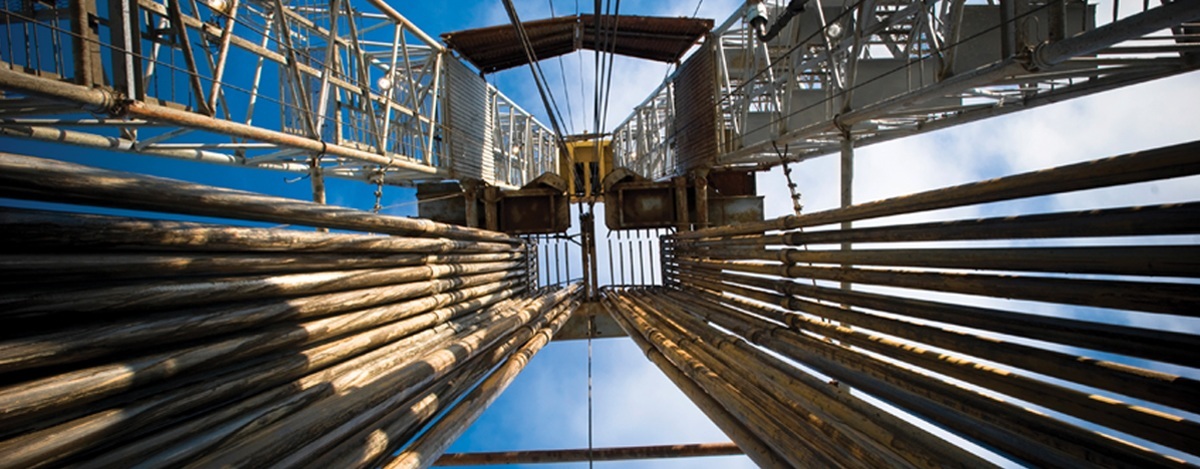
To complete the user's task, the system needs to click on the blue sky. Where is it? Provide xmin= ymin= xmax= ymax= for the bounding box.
xmin=2 ymin=0 xmax=1199 ymax=467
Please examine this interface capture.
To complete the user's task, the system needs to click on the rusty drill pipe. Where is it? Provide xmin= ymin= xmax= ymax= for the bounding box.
xmin=0 ymin=277 xmax=529 ymax=437
xmin=308 ymin=301 xmax=581 ymax=469
xmin=665 ymin=284 xmax=1200 ymax=452
xmin=658 ymin=289 xmax=991 ymax=468
xmin=0 ymin=251 xmax=525 ymax=283
xmin=0 ymin=261 xmax=524 ymax=318
xmin=319 ymin=299 xmax=581 ymax=469
xmin=186 ymin=285 xmax=581 ymax=467
xmin=600 ymin=293 xmax=791 ymax=469
xmin=0 ymin=272 xmax=523 ymax=373
xmin=680 ymin=282 xmax=1200 ymax=416
xmin=677 ymin=267 xmax=1200 ymax=368
xmin=679 ymin=202 xmax=1200 ymax=249
xmin=674 ymin=257 xmax=1200 ymax=317
xmin=619 ymin=290 xmax=914 ymax=468
xmin=675 ymin=245 xmax=1200 ymax=278
xmin=0 ymin=208 xmax=522 ymax=254
xmin=668 ymin=281 xmax=1184 ymax=468
xmin=1 ymin=285 xmax=528 ymax=468
xmin=603 ymin=291 xmax=829 ymax=468
xmin=679 ymin=139 xmax=1200 ymax=240
xmin=0 ymin=152 xmax=512 ymax=243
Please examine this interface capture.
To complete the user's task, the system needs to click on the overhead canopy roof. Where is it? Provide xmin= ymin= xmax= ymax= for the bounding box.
xmin=441 ymin=15 xmax=714 ymax=74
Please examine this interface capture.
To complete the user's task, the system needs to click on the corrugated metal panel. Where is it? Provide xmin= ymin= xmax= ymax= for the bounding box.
xmin=672 ymin=41 xmax=718 ymax=176
xmin=444 ymin=59 xmax=492 ymax=183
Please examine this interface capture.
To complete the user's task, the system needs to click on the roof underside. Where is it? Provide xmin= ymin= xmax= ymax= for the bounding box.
xmin=441 ymin=15 xmax=714 ymax=74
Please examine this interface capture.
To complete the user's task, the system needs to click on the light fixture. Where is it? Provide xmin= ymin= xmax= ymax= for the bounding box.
xmin=377 ymin=76 xmax=392 ymax=91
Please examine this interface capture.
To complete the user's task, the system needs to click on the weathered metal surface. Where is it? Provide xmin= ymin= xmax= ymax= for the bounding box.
xmin=678 ymin=139 xmax=1200 ymax=240
xmin=705 ymin=195 xmax=763 ymax=226
xmin=444 ymin=59 xmax=493 ymax=184
xmin=0 ymin=152 xmax=519 ymax=243
xmin=672 ymin=41 xmax=718 ymax=176
xmin=553 ymin=301 xmax=627 ymax=341
xmin=441 ymin=15 xmax=713 ymax=73
xmin=0 ymin=208 xmax=521 ymax=254
xmin=0 ymin=152 xmax=592 ymax=469
xmin=659 ymin=139 xmax=1200 ymax=466
xmin=378 ymin=285 xmax=582 ymax=469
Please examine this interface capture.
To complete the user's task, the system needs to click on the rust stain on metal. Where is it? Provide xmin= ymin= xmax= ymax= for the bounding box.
xmin=441 ymin=15 xmax=714 ymax=73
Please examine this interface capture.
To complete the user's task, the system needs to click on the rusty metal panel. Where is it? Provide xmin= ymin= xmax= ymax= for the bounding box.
xmin=553 ymin=301 xmax=628 ymax=341
xmin=605 ymin=181 xmax=677 ymax=230
xmin=416 ymin=182 xmax=469 ymax=226
xmin=442 ymin=15 xmax=712 ymax=74
xmin=706 ymin=170 xmax=756 ymax=196
xmin=707 ymin=195 xmax=764 ymax=226
xmin=444 ymin=59 xmax=493 ymax=184
xmin=672 ymin=41 xmax=718 ymax=176
xmin=498 ymin=189 xmax=569 ymax=234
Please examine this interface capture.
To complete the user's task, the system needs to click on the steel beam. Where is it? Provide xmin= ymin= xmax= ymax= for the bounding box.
xmin=433 ymin=443 xmax=743 ymax=466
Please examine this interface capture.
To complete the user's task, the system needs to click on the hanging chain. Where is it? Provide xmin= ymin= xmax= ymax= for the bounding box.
xmin=371 ymin=167 xmax=384 ymax=213
xmin=773 ymin=142 xmax=804 ymax=215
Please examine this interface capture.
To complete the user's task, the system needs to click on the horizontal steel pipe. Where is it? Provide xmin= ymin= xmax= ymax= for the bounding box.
xmin=599 ymin=294 xmax=792 ymax=469
xmin=0 ymin=208 xmax=520 ymax=253
xmin=656 ymin=289 xmax=992 ymax=468
xmin=680 ymin=282 xmax=1199 ymax=415
xmin=118 ymin=294 xmax=537 ymax=468
xmin=676 ymin=257 xmax=1200 ymax=316
xmin=365 ymin=299 xmax=578 ymax=469
xmin=680 ymin=139 xmax=1200 ymax=239
xmin=187 ymin=286 xmax=580 ymax=467
xmin=1 ymin=286 xmax=528 ymax=468
xmin=677 ymin=245 xmax=1200 ymax=278
xmin=681 ymin=202 xmax=1200 ymax=251
xmin=666 ymin=286 xmax=1199 ymax=452
xmin=663 ymin=284 xmax=1181 ymax=467
xmin=0 ymin=251 xmax=524 ymax=283
xmin=678 ymin=268 xmax=1200 ymax=368
xmin=0 ymin=153 xmax=510 ymax=243
xmin=308 ymin=302 xmax=579 ymax=469
xmin=433 ymin=443 xmax=743 ymax=466
xmin=280 ymin=298 xmax=580 ymax=468
xmin=604 ymin=293 xmax=832 ymax=468
xmin=667 ymin=282 xmax=1093 ymax=467
xmin=0 ymin=261 xmax=524 ymax=317
xmin=0 ymin=272 xmax=521 ymax=373
xmin=777 ymin=203 xmax=1200 ymax=246
xmin=0 ymin=276 xmax=527 ymax=434
xmin=619 ymin=291 xmax=914 ymax=468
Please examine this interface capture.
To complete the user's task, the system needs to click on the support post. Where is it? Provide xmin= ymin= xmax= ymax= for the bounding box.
xmin=839 ymin=134 xmax=853 ymax=292
xmin=694 ymin=172 xmax=709 ymax=230
xmin=484 ymin=186 xmax=500 ymax=231
xmin=464 ymin=181 xmax=480 ymax=228
xmin=107 ymin=0 xmax=143 ymax=99
xmin=69 ymin=0 xmax=102 ymax=87
xmin=674 ymin=176 xmax=689 ymax=231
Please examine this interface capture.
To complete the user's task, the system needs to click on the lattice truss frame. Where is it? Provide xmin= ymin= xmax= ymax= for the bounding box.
xmin=0 ymin=0 xmax=558 ymax=188
xmin=612 ymin=0 xmax=1200 ymax=179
